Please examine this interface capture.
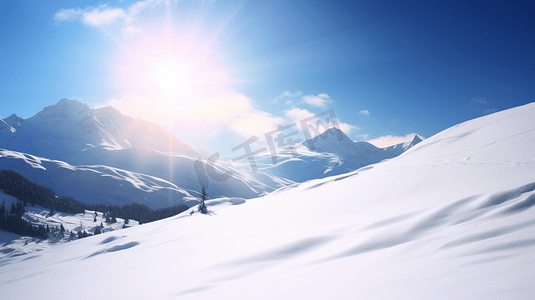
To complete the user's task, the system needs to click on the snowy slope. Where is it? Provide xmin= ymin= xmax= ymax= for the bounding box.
xmin=0 ymin=149 xmax=196 ymax=208
xmin=0 ymin=99 xmax=292 ymax=204
xmin=255 ymin=128 xmax=422 ymax=182
xmin=0 ymin=190 xmax=138 ymax=259
xmin=1 ymin=103 xmax=535 ymax=299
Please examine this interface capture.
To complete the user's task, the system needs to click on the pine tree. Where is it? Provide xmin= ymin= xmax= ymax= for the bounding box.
xmin=49 ymin=208 xmax=54 ymax=217
xmin=198 ymin=187 xmax=209 ymax=214
xmin=15 ymin=201 xmax=25 ymax=216
xmin=0 ymin=200 xmax=6 ymax=217
xmin=0 ymin=200 xmax=6 ymax=229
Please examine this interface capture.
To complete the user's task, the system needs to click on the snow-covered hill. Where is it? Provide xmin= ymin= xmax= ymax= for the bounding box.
xmin=255 ymin=127 xmax=422 ymax=182
xmin=2 ymin=103 xmax=534 ymax=299
xmin=0 ymin=190 xmax=138 ymax=259
xmin=0 ymin=149 xmax=196 ymax=208
xmin=0 ymin=99 xmax=292 ymax=206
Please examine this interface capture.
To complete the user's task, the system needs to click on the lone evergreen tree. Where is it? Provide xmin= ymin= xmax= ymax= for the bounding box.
xmin=198 ymin=186 xmax=208 ymax=214
xmin=0 ymin=200 xmax=6 ymax=216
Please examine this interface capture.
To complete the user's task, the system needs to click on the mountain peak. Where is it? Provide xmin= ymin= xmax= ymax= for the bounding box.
xmin=4 ymin=113 xmax=23 ymax=127
xmin=56 ymin=98 xmax=90 ymax=110
xmin=402 ymin=134 xmax=423 ymax=150
xmin=33 ymin=98 xmax=91 ymax=122
xmin=303 ymin=127 xmax=349 ymax=150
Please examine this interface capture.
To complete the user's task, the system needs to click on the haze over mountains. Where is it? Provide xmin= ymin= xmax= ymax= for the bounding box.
xmin=0 ymin=99 xmax=419 ymax=208
xmin=2 ymin=102 xmax=534 ymax=299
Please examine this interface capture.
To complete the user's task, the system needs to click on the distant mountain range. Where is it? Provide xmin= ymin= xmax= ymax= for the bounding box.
xmin=0 ymin=99 xmax=421 ymax=208
xmin=254 ymin=127 xmax=422 ymax=182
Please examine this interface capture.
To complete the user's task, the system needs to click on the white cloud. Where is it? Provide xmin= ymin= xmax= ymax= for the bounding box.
xmin=359 ymin=110 xmax=370 ymax=116
xmin=81 ymin=5 xmax=127 ymax=26
xmin=274 ymin=91 xmax=303 ymax=105
xmin=285 ymin=107 xmax=315 ymax=122
xmin=302 ymin=94 xmax=333 ymax=107
xmin=54 ymin=8 xmax=83 ymax=22
xmin=338 ymin=122 xmax=359 ymax=136
xmin=54 ymin=0 xmax=166 ymax=35
xmin=367 ymin=133 xmax=421 ymax=148
xmin=230 ymin=111 xmax=285 ymax=139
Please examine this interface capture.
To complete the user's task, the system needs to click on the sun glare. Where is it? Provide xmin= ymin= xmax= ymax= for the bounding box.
xmin=149 ymin=58 xmax=190 ymax=97
xmin=106 ymin=4 xmax=238 ymax=132
xmin=115 ymin=31 xmax=230 ymax=108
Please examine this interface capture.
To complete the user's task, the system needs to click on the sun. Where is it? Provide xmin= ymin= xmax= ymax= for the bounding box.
xmin=148 ymin=57 xmax=191 ymax=98
xmin=116 ymin=33 xmax=229 ymax=106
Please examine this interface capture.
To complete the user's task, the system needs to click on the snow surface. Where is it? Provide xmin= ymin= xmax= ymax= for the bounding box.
xmin=1 ymin=103 xmax=535 ymax=299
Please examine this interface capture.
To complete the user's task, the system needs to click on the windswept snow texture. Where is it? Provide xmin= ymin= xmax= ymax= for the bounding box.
xmin=0 ymin=99 xmax=292 ymax=205
xmin=2 ymin=103 xmax=535 ymax=300
xmin=255 ymin=127 xmax=422 ymax=182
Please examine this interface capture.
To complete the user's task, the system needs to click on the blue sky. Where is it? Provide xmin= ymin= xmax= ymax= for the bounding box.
xmin=1 ymin=0 xmax=534 ymax=155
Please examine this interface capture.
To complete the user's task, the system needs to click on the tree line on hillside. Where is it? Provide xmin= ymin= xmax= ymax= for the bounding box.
xmin=0 ymin=169 xmax=84 ymax=214
xmin=0 ymin=200 xmax=48 ymax=239
xmin=0 ymin=169 xmax=190 ymax=235
xmin=0 ymin=199 xmax=91 ymax=241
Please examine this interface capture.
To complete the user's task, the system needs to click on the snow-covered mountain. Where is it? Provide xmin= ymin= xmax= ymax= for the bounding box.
xmin=2 ymin=102 xmax=534 ymax=299
xmin=0 ymin=99 xmax=203 ymax=158
xmin=255 ymin=127 xmax=422 ymax=182
xmin=0 ymin=99 xmax=292 ymax=206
